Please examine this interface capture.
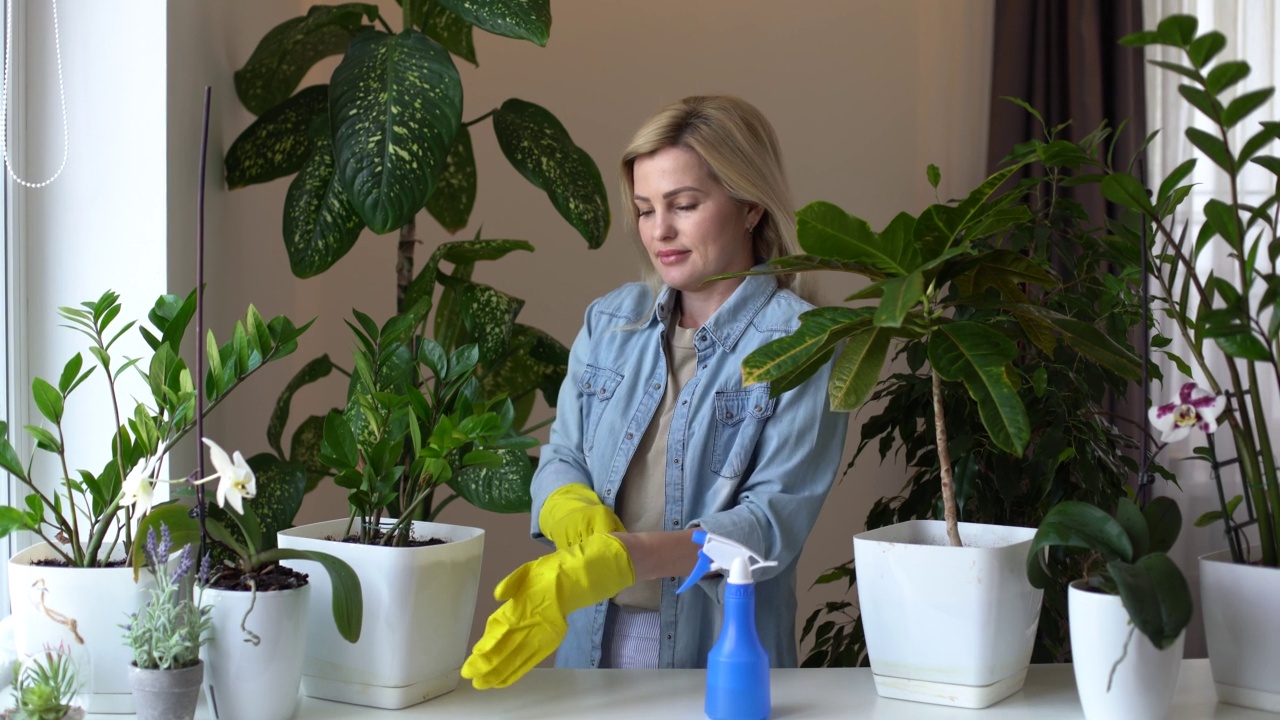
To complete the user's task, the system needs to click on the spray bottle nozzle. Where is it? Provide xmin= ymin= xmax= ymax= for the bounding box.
xmin=676 ymin=530 xmax=778 ymax=594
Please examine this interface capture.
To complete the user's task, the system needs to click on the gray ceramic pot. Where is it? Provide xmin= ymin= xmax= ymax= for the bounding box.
xmin=129 ymin=661 xmax=203 ymax=720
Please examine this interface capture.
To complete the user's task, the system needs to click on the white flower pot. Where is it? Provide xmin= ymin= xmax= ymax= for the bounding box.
xmin=277 ymin=518 xmax=484 ymax=710
xmin=853 ymin=519 xmax=1043 ymax=709
xmin=7 ymin=543 xmax=155 ymax=714
xmin=1068 ymin=580 xmax=1184 ymax=720
xmin=1201 ymin=548 xmax=1280 ymax=712
xmin=201 ymin=584 xmax=308 ymax=720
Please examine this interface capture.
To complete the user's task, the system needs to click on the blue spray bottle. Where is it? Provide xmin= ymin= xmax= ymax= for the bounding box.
xmin=677 ymin=530 xmax=777 ymax=720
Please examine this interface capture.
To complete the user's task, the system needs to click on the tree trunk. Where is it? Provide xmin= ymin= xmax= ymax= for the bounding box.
xmin=396 ymin=219 xmax=417 ymax=314
xmin=933 ymin=367 xmax=962 ymax=547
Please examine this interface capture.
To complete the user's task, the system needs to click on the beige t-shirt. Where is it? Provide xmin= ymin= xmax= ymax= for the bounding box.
xmin=612 ymin=321 xmax=699 ymax=610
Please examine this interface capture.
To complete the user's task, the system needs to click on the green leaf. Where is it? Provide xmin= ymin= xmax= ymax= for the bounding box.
xmin=796 ymin=202 xmax=908 ymax=275
xmin=827 ymin=327 xmax=891 ymax=412
xmin=455 ymin=280 xmax=524 ymax=365
xmin=1156 ymin=159 xmax=1197 ymax=204
xmin=0 ymin=424 xmax=26 ymax=480
xmin=480 ymin=323 xmax=569 ymax=428
xmin=226 ymin=85 xmax=330 ymax=188
xmin=24 ymin=426 xmax=60 ymax=453
xmin=283 ymin=126 xmax=366 ymax=278
xmin=234 ymin=4 xmax=378 ymax=116
xmin=1110 ymin=554 xmax=1192 ymax=649
xmin=0 ymin=506 xmax=32 ymax=539
xmin=1178 ymin=84 xmax=1220 ymax=120
xmin=928 ymin=322 xmax=1028 ymax=455
xmin=290 ymin=414 xmax=332 ymax=492
xmin=1186 ymin=127 xmax=1235 ymax=174
xmin=1223 ymin=88 xmax=1274 ymax=128
xmin=493 ymin=98 xmax=610 ymax=247
xmin=263 ymin=548 xmax=364 ymax=643
xmin=1254 ymin=155 xmax=1280 ymax=177
xmin=872 ymin=271 xmax=922 ymax=328
xmin=1114 ymin=497 xmax=1150 ymax=559
xmin=1143 ymin=495 xmax=1182 ymax=554
xmin=130 ymin=503 xmax=202 ymax=576
xmin=244 ymin=454 xmax=308 ymax=552
xmin=424 ymin=125 xmax=476 ymax=233
xmin=926 ymin=164 xmax=940 ymax=189
xmin=1101 ymin=173 xmax=1154 ymax=213
xmin=741 ymin=306 xmax=873 ymax=387
xmin=1204 ymin=199 xmax=1242 ymax=251
xmin=268 ymin=355 xmax=335 ymax=459
xmin=1026 ymin=501 xmax=1134 ymax=589
xmin=434 ymin=0 xmax=550 ymax=46
xmin=1214 ymin=331 xmax=1271 ymax=361
xmin=1156 ymin=14 xmax=1197 ymax=45
xmin=1187 ymin=31 xmax=1226 ymax=68
xmin=330 ymin=30 xmax=463 ymax=234
xmin=57 ymin=354 xmax=83 ymax=396
xmin=31 ymin=378 xmax=63 ymax=425
xmin=1040 ymin=312 xmax=1142 ymax=381
xmin=423 ymin=0 xmax=477 ymax=65
xmin=1148 ymin=59 xmax=1199 ymax=81
xmin=1205 ymin=60 xmax=1250 ymax=95
xmin=1194 ymin=510 xmax=1224 ymax=528
xmin=447 ymin=448 xmax=534 ymax=513
xmin=322 ymin=411 xmax=359 ymax=469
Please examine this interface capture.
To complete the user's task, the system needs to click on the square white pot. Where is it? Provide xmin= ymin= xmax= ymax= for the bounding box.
xmin=1201 ymin=548 xmax=1280 ymax=712
xmin=277 ymin=518 xmax=484 ymax=709
xmin=854 ymin=519 xmax=1042 ymax=708
xmin=8 ymin=543 xmax=155 ymax=714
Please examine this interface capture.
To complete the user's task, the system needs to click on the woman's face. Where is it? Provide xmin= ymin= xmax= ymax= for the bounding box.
xmin=632 ymin=145 xmax=759 ymax=295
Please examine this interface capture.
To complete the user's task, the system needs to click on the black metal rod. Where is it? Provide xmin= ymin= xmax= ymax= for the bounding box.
xmin=195 ymin=86 xmax=211 ymax=561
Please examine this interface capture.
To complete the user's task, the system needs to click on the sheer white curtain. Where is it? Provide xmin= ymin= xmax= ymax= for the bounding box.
xmin=1142 ymin=0 xmax=1280 ymax=656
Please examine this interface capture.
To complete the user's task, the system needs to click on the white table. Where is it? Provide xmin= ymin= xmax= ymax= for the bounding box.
xmin=96 ymin=660 xmax=1275 ymax=718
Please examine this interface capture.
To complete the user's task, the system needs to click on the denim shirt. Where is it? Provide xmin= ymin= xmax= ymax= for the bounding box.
xmin=529 ymin=272 xmax=849 ymax=669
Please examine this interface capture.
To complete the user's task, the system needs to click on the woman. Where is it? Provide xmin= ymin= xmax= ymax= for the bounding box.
xmin=462 ymin=96 xmax=848 ymax=689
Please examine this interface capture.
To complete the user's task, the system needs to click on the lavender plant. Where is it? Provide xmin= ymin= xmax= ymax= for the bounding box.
xmin=121 ymin=525 xmax=211 ymax=671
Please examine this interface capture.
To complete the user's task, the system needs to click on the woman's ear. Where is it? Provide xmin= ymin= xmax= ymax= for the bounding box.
xmin=746 ymin=203 xmax=764 ymax=232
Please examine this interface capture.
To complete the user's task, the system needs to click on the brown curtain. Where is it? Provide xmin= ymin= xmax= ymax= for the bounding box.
xmin=987 ymin=0 xmax=1147 ymax=224
xmin=987 ymin=0 xmax=1152 ymax=496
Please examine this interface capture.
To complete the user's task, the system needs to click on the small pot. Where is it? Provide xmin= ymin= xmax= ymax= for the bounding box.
xmin=128 ymin=662 xmax=203 ymax=720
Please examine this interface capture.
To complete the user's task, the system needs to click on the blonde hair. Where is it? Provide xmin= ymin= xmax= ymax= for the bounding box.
xmin=619 ymin=95 xmax=811 ymax=302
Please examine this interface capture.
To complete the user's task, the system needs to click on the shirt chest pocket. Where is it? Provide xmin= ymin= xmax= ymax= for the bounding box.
xmin=579 ymin=365 xmax=624 ymax=457
xmin=711 ymin=384 xmax=776 ymax=479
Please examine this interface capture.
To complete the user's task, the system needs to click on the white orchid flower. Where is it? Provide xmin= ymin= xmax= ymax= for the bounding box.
xmin=197 ymin=437 xmax=257 ymax=515
xmin=1149 ymin=382 xmax=1227 ymax=444
xmin=120 ymin=465 xmax=154 ymax=516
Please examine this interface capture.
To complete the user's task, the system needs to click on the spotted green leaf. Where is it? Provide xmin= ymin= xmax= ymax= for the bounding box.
xmin=268 ymin=355 xmax=335 ymax=458
xmin=283 ymin=121 xmax=366 ymax=278
xmin=493 ymin=98 xmax=609 ymax=248
xmin=330 ymin=30 xmax=463 ymax=234
xmin=425 ymin=125 xmax=476 ymax=233
xmin=447 ymin=448 xmax=534 ymax=513
xmin=290 ymin=414 xmax=332 ymax=492
xmin=404 ymin=238 xmax=533 ymax=316
xmin=234 ymin=4 xmax=379 ymax=116
xmin=453 ymin=279 xmax=525 ymax=365
xmin=226 ymin=85 xmax=329 ymax=188
xmin=928 ymin=321 xmax=1028 ymax=455
xmin=481 ymin=323 xmax=569 ymax=429
xmin=245 ymin=453 xmax=309 ymax=552
xmin=435 ymin=0 xmax=550 ymax=46
xmin=424 ymin=0 xmax=477 ymax=65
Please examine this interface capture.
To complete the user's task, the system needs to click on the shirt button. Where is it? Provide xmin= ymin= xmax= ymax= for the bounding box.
xmin=671 ymin=520 xmax=680 ymax=527
xmin=667 ymin=633 xmax=674 ymax=641
xmin=599 ymin=389 xmax=607 ymax=397
xmin=681 ymin=399 xmax=687 ymax=405
xmin=754 ymin=406 xmax=762 ymax=412
xmin=725 ymin=411 xmax=734 ymax=419
xmin=697 ymin=332 xmax=706 ymax=342
xmin=701 ymin=364 xmax=707 ymax=370
xmin=673 ymin=458 xmax=680 ymax=465
xmin=605 ymin=488 xmax=612 ymax=497
xmin=653 ymin=383 xmax=661 ymax=390
xmin=583 ymin=383 xmax=592 ymax=390
xmin=669 ymin=577 xmax=676 ymax=583
xmin=626 ymin=432 xmax=634 ymax=440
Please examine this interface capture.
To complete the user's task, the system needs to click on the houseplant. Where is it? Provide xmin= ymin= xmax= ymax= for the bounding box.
xmin=1027 ymin=495 xmax=1191 ymax=719
xmin=224 ymin=0 xmax=609 ymax=312
xmin=275 ymin=300 xmax=535 ymax=708
xmin=121 ymin=525 xmax=211 ymax=720
xmin=1104 ymin=14 xmax=1280 ymax=711
xmin=5 ymin=643 xmax=89 ymax=720
xmin=733 ymin=142 xmax=1143 ymax=705
xmin=2 ymin=291 xmax=308 ymax=712
xmin=799 ymin=117 xmax=1154 ymax=668
xmin=134 ymin=437 xmax=363 ymax=720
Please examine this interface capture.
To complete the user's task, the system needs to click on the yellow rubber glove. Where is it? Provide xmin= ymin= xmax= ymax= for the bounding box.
xmin=538 ymin=483 xmax=626 ymax=549
xmin=461 ymin=532 xmax=635 ymax=689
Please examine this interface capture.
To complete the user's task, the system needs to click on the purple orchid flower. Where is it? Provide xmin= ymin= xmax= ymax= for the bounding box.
xmin=1149 ymin=381 xmax=1227 ymax=443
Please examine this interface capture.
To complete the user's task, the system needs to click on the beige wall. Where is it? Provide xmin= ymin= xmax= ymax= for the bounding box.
xmin=195 ymin=0 xmax=996 ymax=657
